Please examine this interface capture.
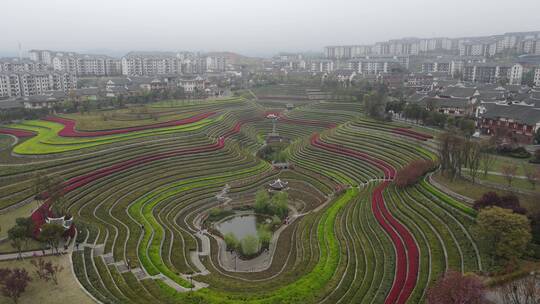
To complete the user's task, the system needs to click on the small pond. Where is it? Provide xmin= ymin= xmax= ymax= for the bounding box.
xmin=215 ymin=215 xmax=261 ymax=240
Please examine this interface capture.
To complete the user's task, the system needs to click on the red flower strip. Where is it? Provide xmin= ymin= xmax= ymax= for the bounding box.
xmin=310 ymin=133 xmax=418 ymax=304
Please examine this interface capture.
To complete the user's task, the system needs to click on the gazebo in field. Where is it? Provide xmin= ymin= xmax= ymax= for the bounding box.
xmin=268 ymin=179 xmax=289 ymax=192
xmin=31 ymin=203 xmax=76 ymax=239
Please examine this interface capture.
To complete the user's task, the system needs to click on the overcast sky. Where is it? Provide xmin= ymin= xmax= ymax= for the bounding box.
xmin=2 ymin=0 xmax=540 ymax=57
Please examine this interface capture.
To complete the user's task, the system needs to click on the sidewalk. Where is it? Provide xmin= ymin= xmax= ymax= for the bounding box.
xmin=0 ymin=240 xmax=73 ymax=261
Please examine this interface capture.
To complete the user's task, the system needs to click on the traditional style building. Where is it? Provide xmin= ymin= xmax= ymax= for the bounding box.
xmin=477 ymin=103 xmax=540 ymax=144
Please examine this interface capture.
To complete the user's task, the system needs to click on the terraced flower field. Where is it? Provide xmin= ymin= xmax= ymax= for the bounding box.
xmin=0 ymin=96 xmax=483 ymax=303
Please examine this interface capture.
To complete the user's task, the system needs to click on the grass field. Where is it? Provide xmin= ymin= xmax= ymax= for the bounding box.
xmin=0 ymin=202 xmax=37 ymax=240
xmin=0 ymin=255 xmax=94 ymax=304
xmin=433 ymin=173 xmax=539 ymax=213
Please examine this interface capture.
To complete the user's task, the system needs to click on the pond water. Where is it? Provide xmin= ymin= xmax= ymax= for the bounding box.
xmin=216 ymin=215 xmax=259 ymax=240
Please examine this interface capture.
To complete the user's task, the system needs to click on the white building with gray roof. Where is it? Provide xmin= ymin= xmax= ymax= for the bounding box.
xmin=0 ymin=71 xmax=77 ymax=98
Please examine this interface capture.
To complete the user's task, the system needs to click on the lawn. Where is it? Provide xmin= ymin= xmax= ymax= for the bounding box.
xmin=472 ymin=172 xmax=539 ymax=193
xmin=0 ymin=202 xmax=38 ymax=239
xmin=0 ymin=254 xmax=94 ymax=304
xmin=433 ymin=172 xmax=539 ymax=213
xmin=60 ymin=109 xmax=199 ymax=131
xmin=0 ymin=238 xmax=43 ymax=254
xmin=489 ymin=154 xmax=538 ymax=176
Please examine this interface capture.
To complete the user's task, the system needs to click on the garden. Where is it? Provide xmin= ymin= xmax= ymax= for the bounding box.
xmin=0 ymin=92 xmax=526 ymax=304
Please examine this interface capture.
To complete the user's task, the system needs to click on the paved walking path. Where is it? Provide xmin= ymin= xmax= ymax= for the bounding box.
xmin=461 ymin=167 xmax=528 ymax=179
xmin=0 ymin=240 xmax=72 ymax=261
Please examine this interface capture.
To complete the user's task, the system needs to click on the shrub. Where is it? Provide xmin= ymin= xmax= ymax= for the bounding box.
xmin=395 ymin=159 xmax=435 ymax=188
xmin=529 ymin=149 xmax=540 ymax=163
xmin=426 ymin=270 xmax=485 ymax=304
xmin=498 ymin=146 xmax=531 ymax=159
xmin=473 ymin=191 xmax=526 ymax=214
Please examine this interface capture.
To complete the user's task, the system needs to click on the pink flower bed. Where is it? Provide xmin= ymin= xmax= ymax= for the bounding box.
xmin=391 ymin=128 xmax=433 ymax=141
xmin=311 ymin=133 xmax=419 ymax=304
xmin=0 ymin=128 xmax=35 ymax=138
xmin=44 ymin=112 xmax=216 ymax=137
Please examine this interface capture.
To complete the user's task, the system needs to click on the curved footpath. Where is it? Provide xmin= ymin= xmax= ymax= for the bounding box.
xmin=311 ymin=133 xmax=419 ymax=304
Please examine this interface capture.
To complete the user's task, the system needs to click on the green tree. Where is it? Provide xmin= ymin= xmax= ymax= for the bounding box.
xmin=7 ymin=226 xmax=27 ymax=260
xmin=223 ymin=233 xmax=239 ymax=252
xmin=14 ymin=218 xmax=33 ymax=238
xmin=39 ymin=223 xmax=65 ymax=254
xmin=258 ymin=229 xmax=272 ymax=250
xmin=240 ymin=235 xmax=259 ymax=256
xmin=270 ymin=192 xmax=289 ymax=219
xmin=363 ymin=92 xmax=387 ymax=120
xmin=474 ymin=207 xmax=531 ymax=265
xmin=254 ymin=190 xmax=270 ymax=214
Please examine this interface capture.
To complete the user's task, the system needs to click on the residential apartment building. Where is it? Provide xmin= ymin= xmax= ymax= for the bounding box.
xmin=0 ymin=72 xmax=77 ymax=98
xmin=324 ymin=45 xmax=372 ymax=59
xmin=52 ymin=53 xmax=79 ymax=74
xmin=509 ymin=64 xmax=524 ymax=85
xmin=0 ymin=58 xmax=46 ymax=73
xmin=121 ymin=52 xmax=181 ymax=76
xmin=325 ymin=31 xmax=540 ymax=61
xmin=76 ymin=55 xmax=122 ymax=76
xmin=387 ymin=39 xmax=420 ymax=55
xmin=347 ymin=58 xmax=400 ymax=75
xmin=420 ymin=59 xmax=451 ymax=74
xmin=459 ymin=39 xmax=498 ymax=57
xmin=29 ymin=50 xmax=54 ymax=65
xmin=205 ymin=55 xmax=227 ymax=72
xmin=308 ymin=60 xmax=334 ymax=73
xmin=462 ymin=62 xmax=512 ymax=83
xmin=29 ymin=50 xmax=122 ymax=76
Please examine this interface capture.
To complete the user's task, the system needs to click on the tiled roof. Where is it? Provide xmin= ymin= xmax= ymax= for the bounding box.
xmin=481 ymin=103 xmax=540 ymax=125
xmin=440 ymin=86 xmax=477 ymax=98
xmin=418 ymin=97 xmax=471 ymax=108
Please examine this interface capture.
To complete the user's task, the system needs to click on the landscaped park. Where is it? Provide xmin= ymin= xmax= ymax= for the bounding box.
xmin=0 ymin=85 xmax=537 ymax=303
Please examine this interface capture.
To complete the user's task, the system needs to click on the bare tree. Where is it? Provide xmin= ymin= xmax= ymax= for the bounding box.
xmin=438 ymin=132 xmax=465 ymax=180
xmin=522 ymin=164 xmax=539 ymax=189
xmin=501 ymin=164 xmax=518 ymax=188
xmin=468 ymin=142 xmax=482 ymax=183
xmin=480 ymin=151 xmax=497 ymax=177
xmin=498 ymin=273 xmax=540 ymax=304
